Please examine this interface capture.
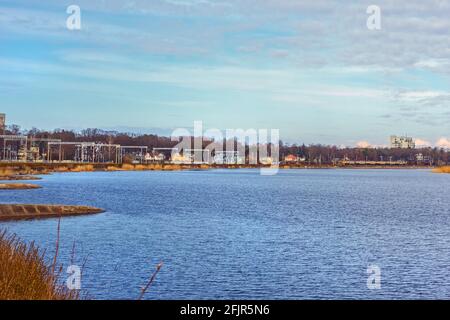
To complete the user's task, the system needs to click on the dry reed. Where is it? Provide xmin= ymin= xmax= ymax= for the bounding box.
xmin=0 ymin=229 xmax=78 ymax=300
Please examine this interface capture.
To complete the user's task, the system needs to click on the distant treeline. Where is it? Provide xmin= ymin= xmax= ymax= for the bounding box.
xmin=6 ymin=125 xmax=450 ymax=165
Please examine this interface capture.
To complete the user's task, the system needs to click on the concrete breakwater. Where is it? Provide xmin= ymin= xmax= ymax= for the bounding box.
xmin=0 ymin=204 xmax=104 ymax=221
xmin=0 ymin=183 xmax=42 ymax=190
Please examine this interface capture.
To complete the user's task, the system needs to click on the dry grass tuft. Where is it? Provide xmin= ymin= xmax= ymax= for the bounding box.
xmin=433 ymin=166 xmax=450 ymax=173
xmin=70 ymin=165 xmax=95 ymax=172
xmin=0 ymin=230 xmax=78 ymax=300
xmin=121 ymin=164 xmax=135 ymax=171
xmin=0 ymin=168 xmax=15 ymax=177
xmin=106 ymin=166 xmax=123 ymax=171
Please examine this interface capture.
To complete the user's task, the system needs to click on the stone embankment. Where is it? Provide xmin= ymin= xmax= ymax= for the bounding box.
xmin=0 ymin=204 xmax=104 ymax=221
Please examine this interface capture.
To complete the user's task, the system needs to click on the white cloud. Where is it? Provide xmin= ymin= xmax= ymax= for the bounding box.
xmin=356 ymin=140 xmax=372 ymax=148
xmin=3 ymin=0 xmax=450 ymax=75
xmin=436 ymin=137 xmax=450 ymax=149
xmin=415 ymin=138 xmax=432 ymax=147
xmin=394 ymin=90 xmax=450 ymax=103
xmin=163 ymin=0 xmax=229 ymax=7
xmin=414 ymin=59 xmax=450 ymax=69
xmin=0 ymin=56 xmax=390 ymax=100
xmin=2 ymin=0 xmax=450 ymax=140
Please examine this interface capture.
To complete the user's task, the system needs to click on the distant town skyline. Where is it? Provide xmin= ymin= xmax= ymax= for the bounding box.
xmin=1 ymin=0 xmax=450 ymax=147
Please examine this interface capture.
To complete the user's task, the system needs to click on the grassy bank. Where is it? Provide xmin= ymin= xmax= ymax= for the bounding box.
xmin=0 ymin=162 xmax=199 ymax=177
xmin=0 ymin=231 xmax=78 ymax=300
xmin=433 ymin=166 xmax=450 ymax=173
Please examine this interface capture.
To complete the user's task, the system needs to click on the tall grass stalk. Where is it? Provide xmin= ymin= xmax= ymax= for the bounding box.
xmin=138 ymin=262 xmax=163 ymax=300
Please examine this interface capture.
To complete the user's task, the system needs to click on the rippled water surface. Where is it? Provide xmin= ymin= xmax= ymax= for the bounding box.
xmin=1 ymin=169 xmax=449 ymax=299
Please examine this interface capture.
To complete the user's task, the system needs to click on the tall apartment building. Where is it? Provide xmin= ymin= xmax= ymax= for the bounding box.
xmin=390 ymin=135 xmax=415 ymax=149
xmin=0 ymin=113 xmax=5 ymax=134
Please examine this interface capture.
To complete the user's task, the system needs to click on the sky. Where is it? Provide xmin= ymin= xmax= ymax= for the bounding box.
xmin=0 ymin=0 xmax=450 ymax=147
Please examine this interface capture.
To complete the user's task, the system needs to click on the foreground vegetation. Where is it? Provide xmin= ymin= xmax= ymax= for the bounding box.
xmin=0 ymin=228 xmax=161 ymax=300
xmin=0 ymin=231 xmax=78 ymax=300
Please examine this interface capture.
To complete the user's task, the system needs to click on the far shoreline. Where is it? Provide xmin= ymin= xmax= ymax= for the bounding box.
xmin=0 ymin=162 xmax=439 ymax=178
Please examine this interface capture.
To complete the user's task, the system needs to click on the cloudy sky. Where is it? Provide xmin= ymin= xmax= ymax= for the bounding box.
xmin=1 ymin=0 xmax=449 ymax=147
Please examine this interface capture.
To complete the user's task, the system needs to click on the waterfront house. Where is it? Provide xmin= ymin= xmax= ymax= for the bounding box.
xmin=284 ymin=154 xmax=298 ymax=163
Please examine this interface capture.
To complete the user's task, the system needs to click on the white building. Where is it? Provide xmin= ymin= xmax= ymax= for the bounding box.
xmin=145 ymin=152 xmax=165 ymax=162
xmin=390 ymin=136 xmax=415 ymax=149
xmin=213 ymin=151 xmax=245 ymax=165
xmin=171 ymin=152 xmax=192 ymax=164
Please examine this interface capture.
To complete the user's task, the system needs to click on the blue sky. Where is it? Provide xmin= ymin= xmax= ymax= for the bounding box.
xmin=1 ymin=0 xmax=450 ymax=147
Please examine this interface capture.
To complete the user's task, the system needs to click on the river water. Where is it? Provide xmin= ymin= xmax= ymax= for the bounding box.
xmin=1 ymin=169 xmax=449 ymax=299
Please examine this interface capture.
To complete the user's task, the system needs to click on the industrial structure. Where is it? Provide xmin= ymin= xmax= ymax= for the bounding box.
xmin=120 ymin=146 xmax=148 ymax=163
xmin=0 ymin=134 xmax=28 ymax=161
xmin=47 ymin=141 xmax=122 ymax=163
xmin=0 ymin=113 xmax=217 ymax=164
xmin=0 ymin=113 xmax=126 ymax=164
